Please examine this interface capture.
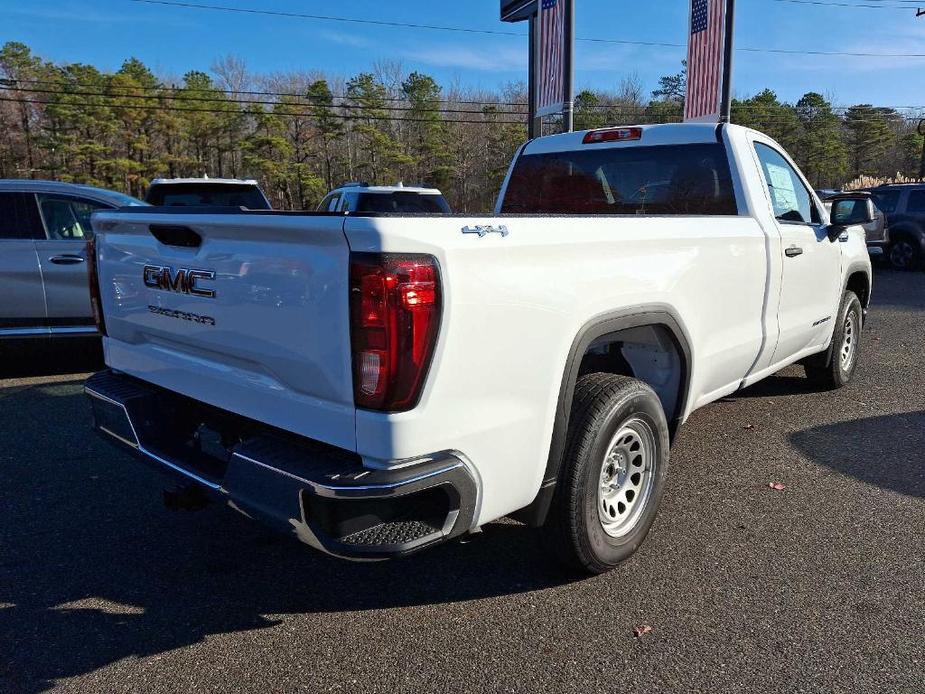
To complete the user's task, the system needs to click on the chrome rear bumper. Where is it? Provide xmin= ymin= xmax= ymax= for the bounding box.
xmin=85 ymin=370 xmax=478 ymax=559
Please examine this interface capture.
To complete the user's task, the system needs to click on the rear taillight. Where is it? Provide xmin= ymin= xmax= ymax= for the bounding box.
xmin=349 ymin=253 xmax=441 ymax=412
xmin=86 ymin=236 xmax=107 ymax=336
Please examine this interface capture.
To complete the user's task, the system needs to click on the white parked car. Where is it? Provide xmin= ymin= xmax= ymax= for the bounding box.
xmin=84 ymin=123 xmax=872 ymax=574
xmin=318 ymin=182 xmax=451 ymax=214
xmin=145 ymin=177 xmax=272 ymax=210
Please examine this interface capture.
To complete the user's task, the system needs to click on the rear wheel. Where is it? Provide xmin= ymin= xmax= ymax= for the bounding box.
xmin=805 ymin=290 xmax=862 ymax=389
xmin=542 ymin=373 xmax=669 ymax=574
xmin=888 ymin=237 xmax=922 ymax=271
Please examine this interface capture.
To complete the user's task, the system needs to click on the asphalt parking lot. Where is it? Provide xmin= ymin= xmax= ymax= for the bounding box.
xmin=1 ymin=269 xmax=923 ymax=694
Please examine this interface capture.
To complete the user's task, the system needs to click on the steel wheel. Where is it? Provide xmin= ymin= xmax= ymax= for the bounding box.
xmin=890 ymin=240 xmax=916 ymax=270
xmin=840 ymin=309 xmax=858 ymax=371
xmin=597 ymin=417 xmax=657 ymax=538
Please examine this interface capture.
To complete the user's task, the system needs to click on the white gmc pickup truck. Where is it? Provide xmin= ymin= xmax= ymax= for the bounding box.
xmin=85 ymin=123 xmax=873 ymax=574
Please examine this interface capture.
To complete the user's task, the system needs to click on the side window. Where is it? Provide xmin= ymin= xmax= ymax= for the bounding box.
xmin=327 ymin=194 xmax=341 ymax=212
xmin=753 ymin=142 xmax=819 ymax=225
xmin=0 ymin=192 xmax=45 ymax=240
xmin=37 ymin=195 xmax=107 ymax=240
xmin=70 ymin=198 xmax=109 ymax=237
xmin=907 ymin=190 xmax=925 ymax=214
xmin=871 ymin=190 xmax=901 ymax=215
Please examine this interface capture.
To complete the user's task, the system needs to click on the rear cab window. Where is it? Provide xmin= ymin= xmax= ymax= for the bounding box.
xmin=500 ymin=143 xmax=739 ymax=215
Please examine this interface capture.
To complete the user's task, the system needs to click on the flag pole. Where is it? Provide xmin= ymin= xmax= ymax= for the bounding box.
xmin=719 ymin=0 xmax=735 ymax=123
xmin=562 ymin=0 xmax=575 ymax=133
xmin=528 ymin=12 xmax=539 ymax=139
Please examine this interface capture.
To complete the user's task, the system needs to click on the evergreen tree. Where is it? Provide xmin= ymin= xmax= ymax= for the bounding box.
xmin=306 ymin=79 xmax=344 ymax=192
xmin=844 ymin=105 xmax=896 ymax=178
xmin=345 ymin=73 xmax=410 ymax=184
xmin=401 ymin=71 xmax=451 ymax=188
xmin=795 ymin=92 xmax=847 ymax=187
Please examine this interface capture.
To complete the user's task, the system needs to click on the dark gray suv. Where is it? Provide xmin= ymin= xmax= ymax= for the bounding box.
xmin=865 ymin=184 xmax=925 ymax=270
xmin=0 ymin=180 xmax=146 ymax=338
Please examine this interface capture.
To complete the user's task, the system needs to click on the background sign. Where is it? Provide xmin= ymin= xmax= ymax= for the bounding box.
xmin=536 ymin=0 xmax=567 ymax=118
xmin=500 ymin=0 xmax=537 ymax=22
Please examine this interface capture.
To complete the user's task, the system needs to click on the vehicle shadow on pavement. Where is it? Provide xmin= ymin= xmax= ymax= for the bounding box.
xmin=0 ymin=338 xmax=103 ymax=379
xmin=727 ymin=373 xmax=818 ymax=399
xmin=0 ymin=382 xmax=575 ymax=693
xmin=790 ymin=411 xmax=925 ymax=499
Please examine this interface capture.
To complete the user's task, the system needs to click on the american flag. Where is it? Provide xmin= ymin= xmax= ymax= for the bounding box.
xmin=684 ymin=0 xmax=726 ymax=122
xmin=537 ymin=0 xmax=565 ymax=116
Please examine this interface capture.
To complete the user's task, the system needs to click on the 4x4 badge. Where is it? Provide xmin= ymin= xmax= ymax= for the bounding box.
xmin=462 ymin=224 xmax=509 ymax=238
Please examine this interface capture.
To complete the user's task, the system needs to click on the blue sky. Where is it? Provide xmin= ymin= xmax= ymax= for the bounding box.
xmin=3 ymin=0 xmax=924 ymax=107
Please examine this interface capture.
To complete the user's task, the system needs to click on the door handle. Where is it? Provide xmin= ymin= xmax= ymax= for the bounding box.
xmin=49 ymin=255 xmax=86 ymax=265
xmin=784 ymin=246 xmax=803 ymax=258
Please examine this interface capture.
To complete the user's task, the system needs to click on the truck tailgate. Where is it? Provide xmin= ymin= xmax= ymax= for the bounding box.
xmin=92 ymin=211 xmax=356 ymax=450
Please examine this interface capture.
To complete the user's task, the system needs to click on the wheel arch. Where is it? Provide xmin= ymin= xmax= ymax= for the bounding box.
xmin=844 ymin=266 xmax=872 ymax=309
xmin=888 ymin=224 xmax=925 ymax=250
xmin=511 ymin=306 xmax=693 ymax=527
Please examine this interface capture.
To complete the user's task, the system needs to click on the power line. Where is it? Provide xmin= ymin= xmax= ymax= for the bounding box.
xmin=3 ymin=85 xmax=922 ymax=120
xmin=4 ymin=77 xmax=530 ymax=108
xmin=0 ymin=85 xmax=529 ymax=116
xmin=8 ymin=78 xmax=925 ymax=113
xmin=0 ymin=95 xmax=527 ymax=126
xmin=772 ymin=0 xmax=923 ymax=9
xmin=3 ymin=94 xmax=920 ymax=128
xmin=128 ymin=0 xmax=925 ymax=58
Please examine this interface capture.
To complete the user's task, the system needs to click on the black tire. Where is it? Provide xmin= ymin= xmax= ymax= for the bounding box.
xmin=887 ymin=236 xmax=922 ymax=271
xmin=542 ymin=373 xmax=670 ymax=575
xmin=805 ymin=290 xmax=862 ymax=389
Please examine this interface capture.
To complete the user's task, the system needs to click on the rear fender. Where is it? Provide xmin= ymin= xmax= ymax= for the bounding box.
xmin=512 ymin=306 xmax=692 ymax=526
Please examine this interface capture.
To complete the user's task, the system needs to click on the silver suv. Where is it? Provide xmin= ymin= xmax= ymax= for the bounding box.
xmin=0 ymin=180 xmax=146 ymax=338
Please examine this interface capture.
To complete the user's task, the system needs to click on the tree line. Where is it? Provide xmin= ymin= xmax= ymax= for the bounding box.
xmin=1 ymin=43 xmax=922 ymax=212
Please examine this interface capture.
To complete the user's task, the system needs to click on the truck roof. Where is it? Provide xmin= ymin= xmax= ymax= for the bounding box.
xmin=149 ymin=177 xmax=260 ymax=186
xmin=523 ymin=122 xmax=728 ymax=155
xmin=332 ymin=183 xmax=443 ymax=195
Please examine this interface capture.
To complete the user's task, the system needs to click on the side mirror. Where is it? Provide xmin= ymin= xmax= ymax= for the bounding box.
xmin=827 ymin=194 xmax=875 ymax=240
xmin=830 ymin=195 xmax=875 ymax=226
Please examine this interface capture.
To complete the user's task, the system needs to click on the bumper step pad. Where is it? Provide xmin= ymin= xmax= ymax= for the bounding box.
xmin=85 ymin=370 xmax=478 ymax=559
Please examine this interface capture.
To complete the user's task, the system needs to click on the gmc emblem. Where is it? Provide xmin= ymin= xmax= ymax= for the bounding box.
xmin=143 ymin=265 xmax=216 ymax=298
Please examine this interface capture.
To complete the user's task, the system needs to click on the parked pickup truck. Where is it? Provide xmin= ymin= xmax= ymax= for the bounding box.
xmin=84 ymin=123 xmax=873 ymax=574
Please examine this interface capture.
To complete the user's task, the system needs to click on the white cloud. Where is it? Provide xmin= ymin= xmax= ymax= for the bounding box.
xmin=317 ymin=30 xmax=373 ymax=49
xmin=401 ymin=44 xmax=526 ymax=72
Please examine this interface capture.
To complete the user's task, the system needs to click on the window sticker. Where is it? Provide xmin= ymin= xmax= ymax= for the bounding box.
xmin=766 ymin=162 xmax=799 ymax=215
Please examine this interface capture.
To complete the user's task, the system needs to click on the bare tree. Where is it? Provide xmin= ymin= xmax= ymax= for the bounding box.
xmin=211 ymin=54 xmax=250 ymax=95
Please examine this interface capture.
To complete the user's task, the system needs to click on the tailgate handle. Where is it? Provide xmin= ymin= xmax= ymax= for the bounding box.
xmin=149 ymin=224 xmax=202 ymax=248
